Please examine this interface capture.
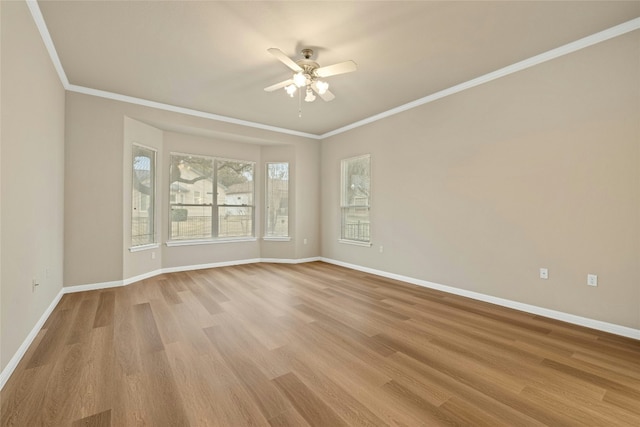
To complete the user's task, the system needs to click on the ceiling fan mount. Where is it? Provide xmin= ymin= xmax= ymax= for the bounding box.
xmin=264 ymin=47 xmax=358 ymax=103
xmin=300 ymin=48 xmax=314 ymax=60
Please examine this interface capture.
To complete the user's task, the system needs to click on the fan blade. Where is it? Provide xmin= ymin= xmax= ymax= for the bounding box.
xmin=311 ymin=84 xmax=335 ymax=102
xmin=319 ymin=89 xmax=335 ymax=102
xmin=264 ymin=79 xmax=293 ymax=92
xmin=267 ymin=48 xmax=303 ymax=73
xmin=315 ymin=60 xmax=357 ymax=78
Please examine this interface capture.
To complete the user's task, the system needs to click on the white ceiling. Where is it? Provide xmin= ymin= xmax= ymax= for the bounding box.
xmin=36 ymin=1 xmax=640 ymax=136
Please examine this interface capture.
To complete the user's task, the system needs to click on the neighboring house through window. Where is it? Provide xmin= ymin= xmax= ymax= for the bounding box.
xmin=169 ymin=153 xmax=254 ymax=241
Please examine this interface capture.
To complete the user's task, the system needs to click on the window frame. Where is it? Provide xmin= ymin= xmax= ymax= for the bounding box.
xmin=339 ymin=154 xmax=372 ymax=246
xmin=167 ymin=152 xmax=256 ymax=244
xmin=130 ymin=144 xmax=157 ymax=249
xmin=264 ymin=162 xmax=290 ymax=241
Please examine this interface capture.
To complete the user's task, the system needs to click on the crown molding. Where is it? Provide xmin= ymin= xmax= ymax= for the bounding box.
xmin=26 ymin=1 xmax=640 ymax=140
xmin=26 ymin=0 xmax=69 ymax=87
xmin=66 ymin=84 xmax=321 ymax=140
xmin=320 ymin=17 xmax=640 ymax=139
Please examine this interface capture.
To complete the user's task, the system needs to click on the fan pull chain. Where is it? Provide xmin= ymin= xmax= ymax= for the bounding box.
xmin=298 ymin=88 xmax=302 ymax=118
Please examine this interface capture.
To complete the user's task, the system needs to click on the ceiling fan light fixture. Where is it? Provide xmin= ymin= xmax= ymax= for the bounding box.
xmin=285 ymin=84 xmax=297 ymax=97
xmin=265 ymin=47 xmax=357 ymax=107
xmin=315 ymin=80 xmax=329 ymax=95
xmin=305 ymin=88 xmax=316 ymax=103
xmin=293 ymin=72 xmax=307 ymax=88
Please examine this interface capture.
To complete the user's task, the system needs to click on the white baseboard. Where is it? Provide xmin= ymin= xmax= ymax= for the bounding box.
xmin=162 ymin=258 xmax=262 ymax=274
xmin=261 ymin=256 xmax=321 ymax=264
xmin=63 ymin=278 xmax=124 ymax=293
xmin=320 ymin=257 xmax=640 ymax=341
xmin=0 ymin=288 xmax=65 ymax=390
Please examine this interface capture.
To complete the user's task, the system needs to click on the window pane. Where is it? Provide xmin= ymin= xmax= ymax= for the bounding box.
xmin=342 ymin=155 xmax=370 ymax=206
xmin=266 ymin=163 xmax=289 ymax=237
xmin=132 ymin=145 xmax=155 ymax=246
xmin=217 ymin=159 xmax=254 ymax=238
xmin=218 ymin=206 xmax=253 ymax=238
xmin=170 ymin=205 xmax=212 ymax=240
xmin=341 ymin=207 xmax=371 ymax=242
xmin=341 ymin=154 xmax=371 ymax=242
xmin=169 ymin=154 xmax=214 ymax=240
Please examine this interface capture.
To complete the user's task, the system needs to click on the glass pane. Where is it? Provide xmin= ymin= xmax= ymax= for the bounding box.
xmin=217 ymin=159 xmax=254 ymax=238
xmin=218 ymin=206 xmax=253 ymax=238
xmin=169 ymin=154 xmax=214 ymax=239
xmin=341 ymin=207 xmax=370 ymax=242
xmin=217 ymin=160 xmax=254 ymax=206
xmin=266 ymin=163 xmax=289 ymax=237
xmin=343 ymin=155 xmax=370 ymax=206
xmin=170 ymin=205 xmax=212 ymax=240
xmin=341 ymin=154 xmax=371 ymax=243
xmin=132 ymin=145 xmax=155 ymax=246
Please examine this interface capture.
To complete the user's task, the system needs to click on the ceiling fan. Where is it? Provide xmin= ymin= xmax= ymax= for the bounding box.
xmin=264 ymin=48 xmax=357 ymax=103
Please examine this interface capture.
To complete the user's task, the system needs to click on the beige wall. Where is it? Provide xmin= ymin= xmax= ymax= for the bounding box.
xmin=0 ymin=1 xmax=66 ymax=371
xmin=295 ymin=140 xmax=321 ymax=259
xmin=65 ymin=93 xmax=125 ymax=286
xmin=65 ymin=92 xmax=319 ymax=286
xmin=321 ymin=31 xmax=640 ymax=329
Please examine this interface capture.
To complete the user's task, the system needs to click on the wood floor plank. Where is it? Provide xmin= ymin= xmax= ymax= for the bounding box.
xmin=204 ymin=325 xmax=293 ymax=420
xmin=276 ymin=343 xmax=428 ymax=426
xmin=282 ymin=348 xmax=389 ymax=427
xmin=25 ymin=307 xmax=76 ymax=369
xmin=380 ymin=379 xmax=459 ymax=426
xmin=273 ymin=372 xmax=348 ymax=427
xmin=132 ymin=302 xmax=164 ymax=353
xmin=387 ymin=351 xmax=547 ymax=426
xmin=158 ymin=278 xmax=182 ymax=305
xmin=2 ymin=261 xmax=639 ymax=426
xmin=267 ymin=408 xmax=311 ymax=427
xmin=92 ymin=291 xmax=115 ymax=328
xmin=67 ymin=297 xmax=100 ymax=345
xmin=138 ymin=350 xmax=190 ymax=426
xmin=71 ymin=409 xmax=111 ymax=427
xmin=163 ymin=342 xmax=228 ymax=426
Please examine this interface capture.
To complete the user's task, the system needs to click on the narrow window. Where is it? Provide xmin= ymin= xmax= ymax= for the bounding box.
xmin=265 ymin=162 xmax=289 ymax=238
xmin=340 ymin=154 xmax=371 ymax=244
xmin=131 ymin=145 xmax=156 ymax=247
xmin=217 ymin=159 xmax=254 ymax=238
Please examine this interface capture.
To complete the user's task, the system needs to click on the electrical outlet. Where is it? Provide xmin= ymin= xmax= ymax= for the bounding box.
xmin=379 ymin=245 xmax=384 ymax=253
xmin=539 ymin=268 xmax=548 ymax=279
xmin=151 ymin=251 xmax=156 ymax=260
xmin=303 ymin=238 xmax=308 ymax=245
xmin=587 ymin=274 xmax=598 ymax=287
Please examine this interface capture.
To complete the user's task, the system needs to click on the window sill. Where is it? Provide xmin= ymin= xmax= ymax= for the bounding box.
xmin=338 ymin=239 xmax=372 ymax=247
xmin=129 ymin=243 xmax=159 ymax=252
xmin=166 ymin=237 xmax=257 ymax=247
xmin=262 ymin=237 xmax=292 ymax=242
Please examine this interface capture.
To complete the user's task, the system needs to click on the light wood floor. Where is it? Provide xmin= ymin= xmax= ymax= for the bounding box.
xmin=1 ymin=262 xmax=639 ymax=426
